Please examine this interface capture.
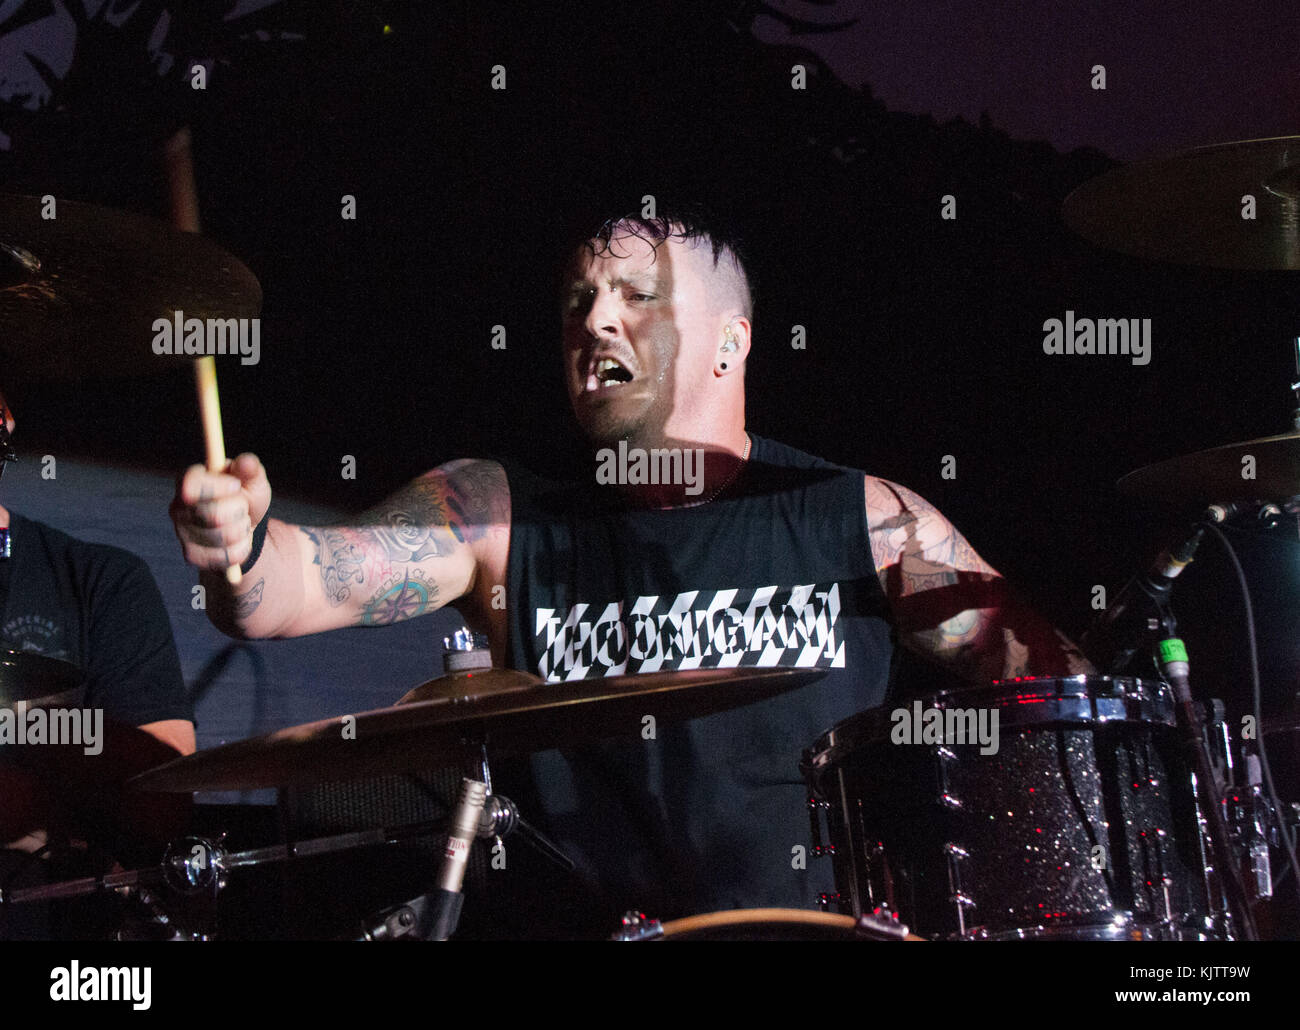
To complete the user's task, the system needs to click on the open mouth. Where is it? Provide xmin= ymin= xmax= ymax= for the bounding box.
xmin=585 ymin=356 xmax=635 ymax=393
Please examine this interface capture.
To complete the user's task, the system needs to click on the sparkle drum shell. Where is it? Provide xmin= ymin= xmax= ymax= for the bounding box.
xmin=803 ymin=676 xmax=1225 ymax=940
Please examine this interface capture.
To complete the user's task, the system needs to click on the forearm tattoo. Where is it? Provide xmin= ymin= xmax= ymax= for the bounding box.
xmin=299 ymin=461 xmax=506 ymax=626
xmin=234 ymin=578 xmax=266 ymax=620
xmin=300 ymin=526 xmax=369 ymax=605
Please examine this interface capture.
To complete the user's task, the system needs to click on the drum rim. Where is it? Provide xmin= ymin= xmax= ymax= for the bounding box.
xmin=653 ymin=908 xmax=925 ymax=940
xmin=803 ymin=674 xmax=1176 ymax=777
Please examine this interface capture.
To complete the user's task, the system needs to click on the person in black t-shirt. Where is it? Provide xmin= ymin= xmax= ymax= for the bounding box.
xmin=0 ymin=386 xmax=194 ymax=860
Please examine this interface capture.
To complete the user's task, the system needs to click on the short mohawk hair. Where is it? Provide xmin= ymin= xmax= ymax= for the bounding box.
xmin=568 ymin=200 xmax=757 ymax=319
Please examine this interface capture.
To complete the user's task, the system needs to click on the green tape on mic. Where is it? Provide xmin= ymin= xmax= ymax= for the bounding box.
xmin=1158 ymin=638 xmax=1189 ymax=664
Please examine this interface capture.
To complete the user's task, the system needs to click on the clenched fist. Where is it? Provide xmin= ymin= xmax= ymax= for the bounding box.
xmin=170 ymin=453 xmax=272 ymax=573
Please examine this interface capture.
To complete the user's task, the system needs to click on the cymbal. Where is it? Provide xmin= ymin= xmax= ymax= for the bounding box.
xmin=1064 ymin=136 xmax=1300 ymax=270
xmin=0 ymin=649 xmax=85 ymax=709
xmin=0 ymin=194 xmax=262 ymax=380
xmin=130 ymin=666 xmax=825 ymax=793
xmin=395 ymin=667 xmax=543 ymax=704
xmin=2 ymin=717 xmax=192 ymax=854
xmin=1118 ymin=430 xmax=1300 ymax=507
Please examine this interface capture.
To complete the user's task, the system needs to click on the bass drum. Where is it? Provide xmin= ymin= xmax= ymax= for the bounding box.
xmin=803 ymin=676 xmax=1230 ymax=940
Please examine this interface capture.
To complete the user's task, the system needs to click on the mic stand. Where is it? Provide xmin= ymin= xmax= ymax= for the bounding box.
xmin=355 ymin=740 xmax=573 ymax=941
xmin=1153 ymin=608 xmax=1258 ymax=940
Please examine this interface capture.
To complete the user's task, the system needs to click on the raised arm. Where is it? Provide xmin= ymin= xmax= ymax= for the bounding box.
xmin=864 ymin=475 xmax=1091 ymax=681
xmin=171 ymin=454 xmax=509 ymax=639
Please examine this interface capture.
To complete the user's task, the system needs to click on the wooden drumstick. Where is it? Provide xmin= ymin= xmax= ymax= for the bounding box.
xmin=195 ymin=356 xmax=241 ymax=585
xmin=165 ymin=126 xmax=241 ymax=586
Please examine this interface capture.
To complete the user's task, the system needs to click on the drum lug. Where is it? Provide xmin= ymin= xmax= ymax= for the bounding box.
xmin=806 ymin=796 xmax=836 ymax=857
xmin=950 ymin=892 xmax=977 ymax=937
xmin=935 ymin=747 xmax=959 ymax=808
xmin=817 ymin=892 xmax=843 ymax=911
xmin=611 ymin=911 xmax=664 ymax=941
xmin=945 ymin=842 xmax=974 ymax=934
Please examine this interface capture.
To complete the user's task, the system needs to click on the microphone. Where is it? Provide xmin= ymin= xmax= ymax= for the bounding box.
xmin=354 ymin=778 xmax=487 ymax=941
xmin=1087 ymin=524 xmax=1204 ymax=659
xmin=1085 ymin=501 xmax=1267 ymax=671
xmin=1086 ymin=501 xmax=1258 ymax=676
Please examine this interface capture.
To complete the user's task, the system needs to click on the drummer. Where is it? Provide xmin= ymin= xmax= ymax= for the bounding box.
xmin=0 ymin=385 xmax=195 ymax=923
xmin=170 ymin=205 xmax=1092 ymax=935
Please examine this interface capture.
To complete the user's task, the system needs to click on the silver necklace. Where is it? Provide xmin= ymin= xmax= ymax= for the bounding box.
xmin=677 ymin=435 xmax=751 ymax=508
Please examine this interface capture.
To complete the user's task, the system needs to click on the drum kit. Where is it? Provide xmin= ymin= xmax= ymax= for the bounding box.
xmin=2 ymin=137 xmax=1300 ymax=940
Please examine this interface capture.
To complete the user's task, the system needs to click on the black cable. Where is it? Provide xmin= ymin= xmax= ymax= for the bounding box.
xmin=1198 ymin=521 xmax=1300 ymax=922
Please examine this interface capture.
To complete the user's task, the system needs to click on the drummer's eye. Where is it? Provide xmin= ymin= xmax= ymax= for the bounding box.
xmin=564 ymin=285 xmax=595 ymax=317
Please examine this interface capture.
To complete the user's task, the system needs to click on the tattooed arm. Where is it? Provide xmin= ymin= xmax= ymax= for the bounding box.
xmin=177 ymin=456 xmax=510 ymax=639
xmin=864 ymin=476 xmax=1092 ymax=681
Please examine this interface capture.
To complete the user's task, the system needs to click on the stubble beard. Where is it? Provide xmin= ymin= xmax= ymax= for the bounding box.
xmin=580 ymin=406 xmax=653 ymax=452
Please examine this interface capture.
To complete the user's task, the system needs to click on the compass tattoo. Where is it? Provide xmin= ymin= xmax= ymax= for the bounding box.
xmin=359 ymin=570 xmax=440 ymax=626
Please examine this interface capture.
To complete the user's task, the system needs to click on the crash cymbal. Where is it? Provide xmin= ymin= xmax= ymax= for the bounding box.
xmin=130 ymin=666 xmax=825 ymax=793
xmin=1064 ymin=136 xmax=1300 ymax=270
xmin=1118 ymin=430 xmax=1300 ymax=507
xmin=0 ymin=194 xmax=261 ymax=380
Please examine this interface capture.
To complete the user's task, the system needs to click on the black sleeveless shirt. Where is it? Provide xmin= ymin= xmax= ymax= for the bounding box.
xmin=498 ymin=434 xmax=895 ymax=930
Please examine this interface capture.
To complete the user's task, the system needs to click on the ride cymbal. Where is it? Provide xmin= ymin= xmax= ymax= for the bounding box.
xmin=1117 ymin=430 xmax=1300 ymax=507
xmin=1064 ymin=136 xmax=1300 ymax=270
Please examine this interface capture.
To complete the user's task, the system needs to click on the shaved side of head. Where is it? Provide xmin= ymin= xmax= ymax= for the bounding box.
xmin=573 ymin=207 xmax=756 ymax=322
xmin=705 ymin=242 xmax=752 ymax=321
